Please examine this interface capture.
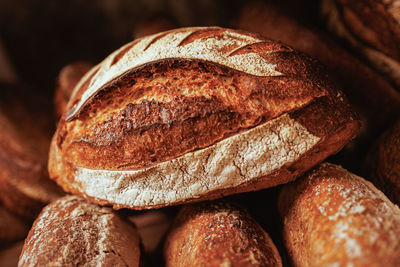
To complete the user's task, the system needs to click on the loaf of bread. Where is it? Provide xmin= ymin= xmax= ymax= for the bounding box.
xmin=18 ymin=195 xmax=141 ymax=267
xmin=236 ymin=1 xmax=400 ymax=142
xmin=365 ymin=119 xmax=400 ymax=205
xmin=321 ymin=0 xmax=400 ymax=90
xmin=48 ymin=26 xmax=359 ymax=210
xmin=164 ymin=201 xmax=282 ymax=267
xmin=0 ymin=87 xmax=64 ymax=219
xmin=279 ymin=163 xmax=400 ymax=266
xmin=0 ymin=205 xmax=29 ymax=244
xmin=54 ymin=61 xmax=93 ymax=118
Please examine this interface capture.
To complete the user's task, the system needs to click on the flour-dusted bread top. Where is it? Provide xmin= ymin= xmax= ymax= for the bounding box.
xmin=279 ymin=163 xmax=400 ymax=266
xmin=164 ymin=201 xmax=282 ymax=267
xmin=18 ymin=195 xmax=141 ymax=267
xmin=49 ymin=27 xmax=359 ymax=209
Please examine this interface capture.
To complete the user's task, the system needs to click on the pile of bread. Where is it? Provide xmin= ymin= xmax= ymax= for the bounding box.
xmin=1 ymin=1 xmax=400 ymax=266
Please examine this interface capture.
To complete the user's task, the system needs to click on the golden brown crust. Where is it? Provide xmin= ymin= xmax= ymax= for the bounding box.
xmin=279 ymin=163 xmax=400 ymax=267
xmin=365 ymin=120 xmax=400 ymax=204
xmin=164 ymin=201 xmax=282 ymax=267
xmin=54 ymin=61 xmax=93 ymax=118
xmin=18 ymin=195 xmax=141 ymax=267
xmin=58 ymin=58 xmax=327 ymax=170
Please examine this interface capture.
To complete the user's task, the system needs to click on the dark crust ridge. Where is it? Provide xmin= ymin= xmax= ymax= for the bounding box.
xmin=57 ymin=57 xmax=328 ymax=170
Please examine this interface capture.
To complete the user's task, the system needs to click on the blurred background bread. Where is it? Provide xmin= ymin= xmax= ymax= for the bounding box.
xmin=365 ymin=119 xmax=400 ymax=205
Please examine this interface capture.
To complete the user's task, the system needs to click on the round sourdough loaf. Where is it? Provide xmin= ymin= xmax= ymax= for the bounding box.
xmin=279 ymin=163 xmax=400 ymax=266
xmin=164 ymin=201 xmax=282 ymax=267
xmin=49 ymin=26 xmax=360 ymax=209
xmin=18 ymin=195 xmax=141 ymax=267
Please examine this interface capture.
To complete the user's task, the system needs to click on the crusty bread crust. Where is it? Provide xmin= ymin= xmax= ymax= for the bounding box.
xmin=49 ymin=27 xmax=360 ymax=209
xmin=279 ymin=163 xmax=400 ymax=266
xmin=164 ymin=201 xmax=282 ymax=267
xmin=18 ymin=195 xmax=141 ymax=267
xmin=365 ymin=120 xmax=400 ymax=205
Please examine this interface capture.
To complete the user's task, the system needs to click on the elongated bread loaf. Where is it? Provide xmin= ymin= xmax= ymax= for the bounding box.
xmin=164 ymin=201 xmax=282 ymax=267
xmin=365 ymin=120 xmax=400 ymax=205
xmin=18 ymin=195 xmax=141 ymax=267
xmin=49 ymin=26 xmax=359 ymax=210
xmin=279 ymin=163 xmax=400 ymax=266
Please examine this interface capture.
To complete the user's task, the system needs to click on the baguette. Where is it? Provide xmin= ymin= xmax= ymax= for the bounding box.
xmin=49 ymin=26 xmax=359 ymax=210
xmin=365 ymin=119 xmax=400 ymax=205
xmin=279 ymin=163 xmax=400 ymax=266
xmin=18 ymin=195 xmax=141 ymax=267
xmin=164 ymin=201 xmax=282 ymax=267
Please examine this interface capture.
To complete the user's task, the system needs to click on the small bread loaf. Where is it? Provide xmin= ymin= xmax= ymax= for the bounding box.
xmin=365 ymin=119 xmax=400 ymax=204
xmin=18 ymin=195 xmax=141 ymax=267
xmin=279 ymin=163 xmax=400 ymax=266
xmin=0 ymin=87 xmax=63 ymax=219
xmin=0 ymin=205 xmax=29 ymax=244
xmin=321 ymin=0 xmax=400 ymax=90
xmin=54 ymin=61 xmax=93 ymax=118
xmin=164 ymin=201 xmax=282 ymax=267
xmin=49 ymin=27 xmax=359 ymax=210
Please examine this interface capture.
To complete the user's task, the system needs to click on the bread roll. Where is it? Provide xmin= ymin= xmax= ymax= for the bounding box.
xmin=49 ymin=27 xmax=359 ymax=210
xmin=164 ymin=201 xmax=282 ymax=266
xmin=0 ymin=87 xmax=63 ymax=219
xmin=321 ymin=0 xmax=400 ymax=90
xmin=365 ymin=119 xmax=400 ymax=205
xmin=18 ymin=195 xmax=141 ymax=267
xmin=55 ymin=61 xmax=93 ymax=118
xmin=0 ymin=205 xmax=29 ymax=244
xmin=279 ymin=163 xmax=400 ymax=266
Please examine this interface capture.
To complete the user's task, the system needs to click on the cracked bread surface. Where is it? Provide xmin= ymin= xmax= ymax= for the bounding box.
xmin=18 ymin=195 xmax=141 ymax=267
xmin=279 ymin=163 xmax=400 ymax=266
xmin=49 ymin=27 xmax=360 ymax=209
xmin=164 ymin=201 xmax=282 ymax=267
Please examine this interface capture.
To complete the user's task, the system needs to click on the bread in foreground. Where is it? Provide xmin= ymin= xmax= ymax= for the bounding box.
xmin=279 ymin=163 xmax=400 ymax=266
xmin=164 ymin=201 xmax=282 ymax=267
xmin=18 ymin=195 xmax=141 ymax=267
xmin=49 ymin=26 xmax=360 ymax=210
